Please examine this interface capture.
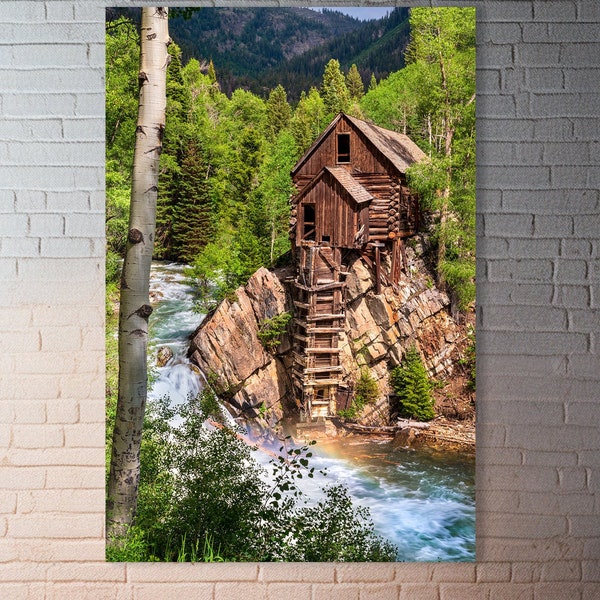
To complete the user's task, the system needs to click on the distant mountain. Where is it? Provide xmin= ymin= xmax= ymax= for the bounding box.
xmin=106 ymin=7 xmax=411 ymax=101
xmin=259 ymin=8 xmax=410 ymax=101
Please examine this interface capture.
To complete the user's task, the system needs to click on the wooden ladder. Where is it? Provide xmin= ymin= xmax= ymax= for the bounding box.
xmin=292 ymin=245 xmax=345 ymax=421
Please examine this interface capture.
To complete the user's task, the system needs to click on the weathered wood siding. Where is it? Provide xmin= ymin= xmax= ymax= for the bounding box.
xmin=293 ymin=115 xmax=389 ymax=194
xmin=296 ymin=173 xmax=364 ymax=248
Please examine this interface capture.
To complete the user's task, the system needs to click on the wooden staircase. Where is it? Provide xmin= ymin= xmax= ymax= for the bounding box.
xmin=292 ymin=244 xmax=345 ymax=421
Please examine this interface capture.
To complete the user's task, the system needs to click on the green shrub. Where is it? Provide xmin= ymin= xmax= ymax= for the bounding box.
xmin=338 ymin=369 xmax=379 ymax=421
xmin=257 ymin=311 xmax=291 ymax=352
xmin=390 ymin=346 xmax=435 ymax=421
xmin=107 ymin=393 xmax=397 ymax=562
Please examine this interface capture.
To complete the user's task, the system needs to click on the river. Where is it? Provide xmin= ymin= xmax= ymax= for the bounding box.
xmin=147 ymin=261 xmax=475 ymax=562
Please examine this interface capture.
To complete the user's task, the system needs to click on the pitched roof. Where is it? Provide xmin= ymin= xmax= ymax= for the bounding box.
xmin=344 ymin=114 xmax=427 ymax=172
xmin=325 ymin=167 xmax=372 ymax=205
xmin=291 ymin=112 xmax=426 ymax=176
xmin=295 ymin=166 xmax=373 ymax=207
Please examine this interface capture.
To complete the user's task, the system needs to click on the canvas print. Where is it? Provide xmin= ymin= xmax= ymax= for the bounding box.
xmin=105 ymin=6 xmax=476 ymax=562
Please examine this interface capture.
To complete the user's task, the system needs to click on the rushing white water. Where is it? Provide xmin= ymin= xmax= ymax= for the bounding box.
xmin=146 ymin=261 xmax=475 ymax=562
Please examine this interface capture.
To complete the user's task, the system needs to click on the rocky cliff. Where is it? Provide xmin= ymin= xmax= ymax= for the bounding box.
xmin=188 ymin=239 xmax=468 ymax=431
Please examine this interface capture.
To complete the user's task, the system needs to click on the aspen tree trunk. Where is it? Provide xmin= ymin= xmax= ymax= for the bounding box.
xmin=107 ymin=7 xmax=169 ymax=540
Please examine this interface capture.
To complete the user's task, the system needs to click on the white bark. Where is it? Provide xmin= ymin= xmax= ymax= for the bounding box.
xmin=107 ymin=7 xmax=169 ymax=540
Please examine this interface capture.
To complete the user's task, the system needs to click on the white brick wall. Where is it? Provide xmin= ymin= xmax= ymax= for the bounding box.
xmin=1 ymin=0 xmax=598 ymax=597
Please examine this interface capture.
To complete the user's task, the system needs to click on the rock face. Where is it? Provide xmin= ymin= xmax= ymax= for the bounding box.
xmin=188 ymin=267 xmax=295 ymax=427
xmin=188 ymin=243 xmax=465 ymax=429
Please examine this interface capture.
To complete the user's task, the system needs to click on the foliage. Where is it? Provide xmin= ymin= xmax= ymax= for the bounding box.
xmin=338 ymin=369 xmax=379 ymax=421
xmin=361 ymin=7 xmax=476 ymax=312
xmin=106 ymin=393 xmax=397 ymax=562
xmin=321 ymin=58 xmax=350 ymax=117
xmin=257 ymin=312 xmax=292 ymax=352
xmin=390 ymin=346 xmax=435 ymax=421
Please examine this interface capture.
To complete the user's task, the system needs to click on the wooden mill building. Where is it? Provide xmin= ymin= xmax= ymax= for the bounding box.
xmin=289 ymin=112 xmax=426 ymax=421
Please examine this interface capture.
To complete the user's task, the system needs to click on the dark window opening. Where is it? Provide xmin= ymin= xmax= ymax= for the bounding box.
xmin=321 ymin=234 xmax=330 ymax=243
xmin=303 ymin=204 xmax=316 ymax=241
xmin=337 ymin=133 xmax=350 ymax=163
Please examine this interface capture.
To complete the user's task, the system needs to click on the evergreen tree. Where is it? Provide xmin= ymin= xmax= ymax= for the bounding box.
xmin=207 ymin=59 xmax=217 ymax=84
xmin=321 ymin=58 xmax=350 ymax=117
xmin=265 ymin=84 xmax=292 ymax=141
xmin=390 ymin=346 xmax=435 ymax=421
xmin=154 ymin=41 xmax=191 ymax=259
xmin=171 ymin=137 xmax=212 ymax=263
xmin=368 ymin=73 xmax=377 ymax=91
xmin=346 ymin=63 xmax=364 ymax=101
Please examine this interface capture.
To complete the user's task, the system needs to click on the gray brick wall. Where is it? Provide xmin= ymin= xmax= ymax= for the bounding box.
xmin=1 ymin=0 xmax=598 ymax=597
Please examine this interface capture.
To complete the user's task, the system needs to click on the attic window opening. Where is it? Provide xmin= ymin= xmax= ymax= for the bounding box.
xmin=337 ymin=133 xmax=350 ymax=163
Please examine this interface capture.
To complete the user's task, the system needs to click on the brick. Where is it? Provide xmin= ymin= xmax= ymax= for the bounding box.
xmin=521 ymin=23 xmax=551 ymax=43
xmin=483 ymin=305 xmax=566 ymax=331
xmin=266 ymin=583 xmax=311 ymax=600
xmin=64 ymin=424 xmax=103 ymax=448
xmin=11 ymin=424 xmax=64 ymax=449
xmin=337 ymin=565 xmax=395 ymax=583
xmin=477 ymin=23 xmax=522 ymax=44
xmin=312 ymin=584 xmax=360 ymax=600
xmin=524 ymin=451 xmax=578 ymax=467
xmin=1 ymin=118 xmax=64 ymax=141
xmin=213 ymin=583 xmax=267 ymax=600
xmin=46 ymin=583 xmax=131 ymax=600
xmin=0 ymin=214 xmax=28 ymax=235
xmin=476 ymin=562 xmax=512 ymax=583
xmin=127 ymin=563 xmax=258 ymax=583
xmin=582 ymin=561 xmax=600 ymax=582
xmin=44 ymin=466 xmax=102 ymax=489
xmin=2 ymin=67 xmax=103 ymax=94
xmin=399 ymin=584 xmax=439 ymax=600
xmin=65 ymin=213 xmax=105 ymax=237
xmin=554 ymin=259 xmax=588 ymax=283
xmin=533 ymin=0 xmax=577 ymax=21
xmin=508 ymin=238 xmax=560 ymax=258
xmin=439 ymin=583 xmax=487 ymax=600
xmin=44 ymin=3 xmax=75 ymax=21
xmin=506 ymin=424 xmax=598 ymax=451
xmin=47 ymin=563 xmax=126 ymax=583
xmin=40 ymin=237 xmax=93 ymax=257
xmin=483 ymin=1 xmax=534 ymax=22
xmin=359 ymin=584 xmax=400 ymax=600
xmin=8 ymin=513 xmax=102 ymax=538
xmin=533 ymin=583 xmax=584 ymax=600
xmin=560 ymin=43 xmax=600 ymax=66
xmin=476 ymin=69 xmax=501 ymax=93
xmin=485 ymin=584 xmax=534 ymax=600
xmin=18 ymin=489 xmax=102 ymax=514
xmin=488 ymin=259 xmax=553 ymax=282
xmin=527 ymin=68 xmax=564 ymax=92
xmin=133 ymin=584 xmax=213 ymax=600
xmin=485 ymin=214 xmax=534 ymax=237
xmin=517 ymin=44 xmax=560 ymax=66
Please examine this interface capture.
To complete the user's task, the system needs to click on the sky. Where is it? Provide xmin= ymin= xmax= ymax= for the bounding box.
xmin=309 ymin=7 xmax=393 ymax=21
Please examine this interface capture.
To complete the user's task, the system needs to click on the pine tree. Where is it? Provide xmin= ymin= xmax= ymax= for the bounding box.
xmin=171 ymin=137 xmax=212 ymax=263
xmin=346 ymin=64 xmax=364 ymax=102
xmin=368 ymin=73 xmax=377 ymax=92
xmin=390 ymin=346 xmax=435 ymax=421
xmin=321 ymin=58 xmax=350 ymax=117
xmin=265 ymin=84 xmax=292 ymax=141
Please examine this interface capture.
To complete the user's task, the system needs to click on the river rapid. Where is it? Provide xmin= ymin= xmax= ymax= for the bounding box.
xmin=147 ymin=261 xmax=475 ymax=562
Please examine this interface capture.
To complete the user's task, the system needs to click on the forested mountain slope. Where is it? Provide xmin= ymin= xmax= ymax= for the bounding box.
xmin=106 ymin=7 xmax=410 ymax=99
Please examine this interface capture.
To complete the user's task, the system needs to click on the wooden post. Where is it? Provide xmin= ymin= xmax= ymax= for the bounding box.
xmin=375 ymin=244 xmax=381 ymax=295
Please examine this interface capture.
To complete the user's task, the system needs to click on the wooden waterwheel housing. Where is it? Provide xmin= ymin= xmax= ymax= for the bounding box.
xmin=289 ymin=112 xmax=426 ymax=421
